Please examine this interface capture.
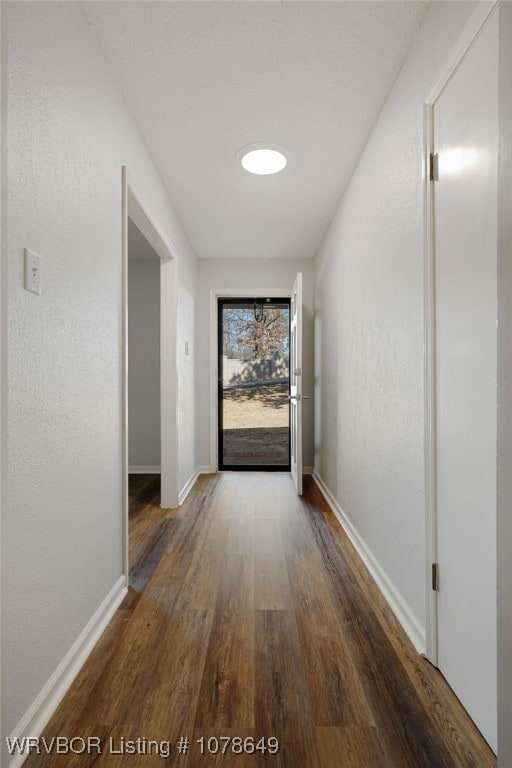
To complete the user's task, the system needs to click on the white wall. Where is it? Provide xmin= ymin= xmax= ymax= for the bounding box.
xmin=128 ymin=257 xmax=161 ymax=469
xmin=195 ymin=259 xmax=314 ymax=470
xmin=314 ymin=1 xmax=477 ymax=632
xmin=0 ymin=4 xmax=6 ymax=759
xmin=5 ymin=0 xmax=197 ymax=740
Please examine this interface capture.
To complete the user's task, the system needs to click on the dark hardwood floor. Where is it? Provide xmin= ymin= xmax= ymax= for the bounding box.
xmin=23 ymin=473 xmax=496 ymax=768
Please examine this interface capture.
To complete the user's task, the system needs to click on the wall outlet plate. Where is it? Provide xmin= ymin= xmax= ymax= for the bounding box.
xmin=24 ymin=248 xmax=41 ymax=295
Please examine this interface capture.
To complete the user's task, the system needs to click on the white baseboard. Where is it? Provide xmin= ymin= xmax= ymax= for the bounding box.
xmin=179 ymin=468 xmax=200 ymax=505
xmin=312 ymin=471 xmax=426 ymax=654
xmin=197 ymin=466 xmax=211 ymax=475
xmin=128 ymin=466 xmax=161 ymax=474
xmin=303 ymin=465 xmax=313 ymax=474
xmin=8 ymin=577 xmax=127 ymax=768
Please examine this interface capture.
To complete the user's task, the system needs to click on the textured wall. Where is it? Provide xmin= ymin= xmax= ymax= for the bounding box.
xmin=0 ymin=3 xmax=6 ymax=755
xmin=128 ymin=259 xmax=161 ymax=468
xmin=314 ymin=1 xmax=477 ymax=629
xmin=195 ymin=259 xmax=315 ymax=470
xmin=6 ymin=2 xmax=197 ymax=732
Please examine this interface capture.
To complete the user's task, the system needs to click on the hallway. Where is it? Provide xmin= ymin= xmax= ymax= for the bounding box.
xmin=22 ymin=474 xmax=495 ymax=768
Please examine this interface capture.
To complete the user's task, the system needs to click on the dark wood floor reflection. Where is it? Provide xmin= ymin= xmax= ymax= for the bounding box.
xmin=23 ymin=473 xmax=496 ymax=768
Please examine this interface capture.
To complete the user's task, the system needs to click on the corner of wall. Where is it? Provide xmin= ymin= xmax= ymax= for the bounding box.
xmin=7 ymin=579 xmax=126 ymax=768
xmin=178 ymin=467 xmax=200 ymax=506
xmin=312 ymin=471 xmax=426 ymax=654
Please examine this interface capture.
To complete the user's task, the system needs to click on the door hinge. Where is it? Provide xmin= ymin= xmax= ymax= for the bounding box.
xmin=432 ymin=562 xmax=440 ymax=591
xmin=429 ymin=152 xmax=439 ymax=182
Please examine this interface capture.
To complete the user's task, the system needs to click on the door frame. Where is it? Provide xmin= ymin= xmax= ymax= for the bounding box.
xmin=209 ymin=288 xmax=290 ymax=473
xmin=121 ymin=167 xmax=179 ymax=582
xmin=423 ymin=0 xmax=498 ymax=665
xmin=217 ymin=296 xmax=291 ymax=472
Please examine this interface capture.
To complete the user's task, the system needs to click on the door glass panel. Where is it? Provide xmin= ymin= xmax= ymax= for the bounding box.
xmin=219 ymin=299 xmax=290 ymax=469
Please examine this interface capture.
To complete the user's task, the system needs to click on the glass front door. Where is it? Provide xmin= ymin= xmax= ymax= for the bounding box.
xmin=218 ymin=298 xmax=291 ymax=470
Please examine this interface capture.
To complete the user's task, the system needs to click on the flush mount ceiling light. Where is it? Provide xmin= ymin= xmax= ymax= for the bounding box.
xmin=240 ymin=147 xmax=287 ymax=175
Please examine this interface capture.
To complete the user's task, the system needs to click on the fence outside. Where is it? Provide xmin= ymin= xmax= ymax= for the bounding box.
xmin=223 ymin=355 xmax=289 ymax=387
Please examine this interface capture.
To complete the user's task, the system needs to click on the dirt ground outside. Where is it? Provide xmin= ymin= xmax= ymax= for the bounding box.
xmin=222 ymin=382 xmax=289 ymax=429
xmin=222 ymin=382 xmax=290 ymax=466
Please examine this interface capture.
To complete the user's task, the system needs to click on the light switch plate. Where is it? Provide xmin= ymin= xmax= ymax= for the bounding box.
xmin=24 ymin=248 xmax=41 ymax=295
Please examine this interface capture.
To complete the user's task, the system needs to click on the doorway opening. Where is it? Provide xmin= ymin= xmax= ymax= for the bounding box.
xmin=127 ymin=219 xmax=161 ymax=482
xmin=122 ymin=167 xmax=178 ymax=583
xmin=218 ymin=297 xmax=291 ymax=471
xmin=127 ymin=218 xmax=162 ymax=522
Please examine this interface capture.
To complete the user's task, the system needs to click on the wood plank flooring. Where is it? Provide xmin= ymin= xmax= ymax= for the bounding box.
xmin=22 ymin=473 xmax=496 ymax=768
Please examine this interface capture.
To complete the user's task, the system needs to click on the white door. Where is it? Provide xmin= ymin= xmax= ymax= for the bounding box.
xmin=433 ymin=10 xmax=498 ymax=752
xmin=290 ymin=273 xmax=303 ymax=495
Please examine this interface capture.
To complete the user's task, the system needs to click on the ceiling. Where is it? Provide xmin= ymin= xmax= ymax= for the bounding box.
xmin=82 ymin=1 xmax=429 ymax=260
